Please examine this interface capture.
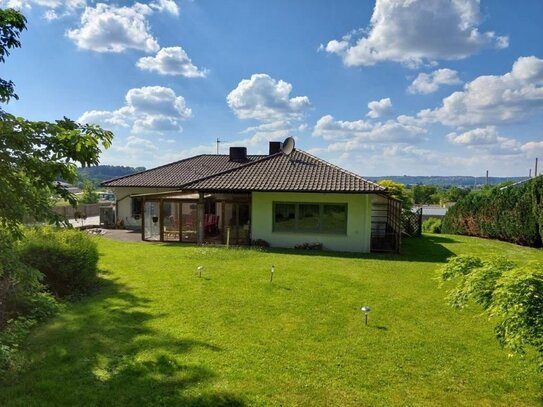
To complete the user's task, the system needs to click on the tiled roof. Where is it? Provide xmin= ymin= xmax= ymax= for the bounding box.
xmin=178 ymin=150 xmax=385 ymax=193
xmin=102 ymin=154 xmax=266 ymax=187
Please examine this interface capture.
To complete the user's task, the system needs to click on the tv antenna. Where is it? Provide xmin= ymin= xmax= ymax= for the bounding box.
xmin=281 ymin=137 xmax=295 ymax=156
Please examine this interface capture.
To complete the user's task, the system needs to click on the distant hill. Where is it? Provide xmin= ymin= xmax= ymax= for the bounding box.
xmin=78 ymin=165 xmax=145 ymax=185
xmin=367 ymin=175 xmax=528 ymax=188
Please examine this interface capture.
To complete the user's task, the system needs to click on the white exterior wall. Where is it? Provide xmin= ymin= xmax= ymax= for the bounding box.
xmin=111 ymin=187 xmax=172 ymax=229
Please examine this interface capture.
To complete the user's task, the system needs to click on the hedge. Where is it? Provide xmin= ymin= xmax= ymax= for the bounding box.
xmin=17 ymin=227 xmax=99 ymax=297
xmin=442 ymin=177 xmax=543 ymax=247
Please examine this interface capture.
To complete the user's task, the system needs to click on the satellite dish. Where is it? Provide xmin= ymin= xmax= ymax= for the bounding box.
xmin=281 ymin=137 xmax=295 ymax=155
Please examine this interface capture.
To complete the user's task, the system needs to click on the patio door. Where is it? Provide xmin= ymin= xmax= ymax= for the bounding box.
xmin=223 ymin=203 xmax=250 ymax=245
xmin=143 ymin=201 xmax=160 ymax=241
xmin=181 ymin=202 xmax=198 ymax=242
xmin=163 ymin=201 xmax=180 ymax=242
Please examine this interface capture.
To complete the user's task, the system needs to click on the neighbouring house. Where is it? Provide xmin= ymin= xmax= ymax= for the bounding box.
xmin=102 ymin=141 xmax=401 ymax=253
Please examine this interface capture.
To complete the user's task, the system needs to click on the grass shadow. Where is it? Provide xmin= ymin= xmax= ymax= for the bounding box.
xmin=369 ymin=325 xmax=388 ymax=331
xmin=118 ymin=234 xmax=458 ymax=264
xmin=260 ymin=235 xmax=456 ymax=263
xmin=0 ymin=274 xmax=245 ymax=406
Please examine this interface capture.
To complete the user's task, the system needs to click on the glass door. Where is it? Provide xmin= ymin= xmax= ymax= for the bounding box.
xmin=238 ymin=203 xmax=250 ymax=244
xmin=144 ymin=201 xmax=160 ymax=241
xmin=223 ymin=203 xmax=250 ymax=245
xmin=181 ymin=202 xmax=198 ymax=242
xmin=163 ymin=201 xmax=180 ymax=242
xmin=224 ymin=203 xmax=235 ymax=245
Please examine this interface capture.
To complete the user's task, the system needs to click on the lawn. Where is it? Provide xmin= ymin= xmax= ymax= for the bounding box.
xmin=1 ymin=234 xmax=542 ymax=406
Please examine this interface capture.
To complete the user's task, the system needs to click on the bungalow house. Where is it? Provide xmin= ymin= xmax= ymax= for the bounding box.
xmin=102 ymin=140 xmax=401 ymax=253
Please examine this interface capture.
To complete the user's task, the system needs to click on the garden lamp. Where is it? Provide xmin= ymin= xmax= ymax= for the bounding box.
xmin=361 ymin=306 xmax=371 ymax=325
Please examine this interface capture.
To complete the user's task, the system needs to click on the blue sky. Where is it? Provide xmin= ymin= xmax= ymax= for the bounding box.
xmin=2 ymin=0 xmax=543 ymax=176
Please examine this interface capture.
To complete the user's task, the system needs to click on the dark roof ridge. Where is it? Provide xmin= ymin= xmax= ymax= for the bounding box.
xmin=297 ymin=149 xmax=385 ymax=191
xmin=179 ymin=152 xmax=283 ymax=189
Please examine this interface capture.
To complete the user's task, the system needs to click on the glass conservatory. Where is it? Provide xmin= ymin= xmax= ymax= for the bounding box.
xmin=133 ymin=191 xmax=251 ymax=245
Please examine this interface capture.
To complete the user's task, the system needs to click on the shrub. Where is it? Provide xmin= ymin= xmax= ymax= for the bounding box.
xmin=0 ymin=317 xmax=36 ymax=371
xmin=17 ymin=227 xmax=99 ymax=297
xmin=251 ymin=239 xmax=270 ymax=248
xmin=294 ymin=242 xmax=323 ymax=250
xmin=422 ymin=217 xmax=442 ymax=233
xmin=439 ymin=255 xmax=543 ymax=370
xmin=442 ymin=177 xmax=543 ymax=247
xmin=0 ymin=227 xmax=45 ymax=328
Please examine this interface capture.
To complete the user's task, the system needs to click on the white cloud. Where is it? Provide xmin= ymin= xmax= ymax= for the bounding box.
xmin=447 ymin=126 xmax=521 ymax=155
xmin=324 ymin=0 xmax=508 ymax=67
xmin=314 ymin=115 xmax=372 ymax=140
xmin=2 ymin=0 xmax=178 ymax=19
xmin=447 ymin=126 xmax=501 ymax=145
xmin=114 ymin=136 xmax=159 ymax=152
xmin=227 ymin=74 xmax=310 ymax=121
xmin=79 ymin=86 xmax=191 ymax=133
xmin=313 ymin=114 xmax=426 ymax=145
xmin=44 ymin=9 xmax=59 ymax=20
xmin=66 ymin=3 xmax=160 ymax=53
xmin=240 ymin=120 xmax=290 ymax=134
xmin=367 ymin=97 xmax=392 ymax=118
xmin=418 ymin=56 xmax=543 ymax=126
xmin=1 ymin=0 xmax=86 ymax=16
xmin=149 ymin=0 xmax=179 ymax=16
xmin=137 ymin=47 xmax=207 ymax=77
xmin=408 ymin=69 xmax=462 ymax=94
xmin=520 ymin=141 xmax=543 ymax=158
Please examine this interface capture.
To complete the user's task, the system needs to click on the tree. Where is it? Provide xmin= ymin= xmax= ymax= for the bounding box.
xmin=0 ymin=8 xmax=112 ymax=339
xmin=439 ymin=255 xmax=543 ymax=371
xmin=0 ymin=8 xmax=26 ymax=106
xmin=0 ymin=8 xmax=112 ymax=238
xmin=445 ymin=186 xmax=470 ymax=203
xmin=412 ymin=184 xmax=439 ymax=205
xmin=0 ymin=115 xmax=112 ymax=235
xmin=377 ymin=180 xmax=412 ymax=210
xmin=80 ymin=181 xmax=99 ymax=204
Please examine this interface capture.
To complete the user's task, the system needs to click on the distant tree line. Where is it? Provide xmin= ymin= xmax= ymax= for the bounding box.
xmin=369 ymin=175 xmax=527 ymax=188
xmin=76 ymin=165 xmax=145 ymax=187
xmin=442 ymin=177 xmax=543 ymax=247
xmin=377 ymin=180 xmax=471 ymax=207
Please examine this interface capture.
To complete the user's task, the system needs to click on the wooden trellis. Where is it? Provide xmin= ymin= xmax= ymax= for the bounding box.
xmin=402 ymin=208 xmax=422 ymax=237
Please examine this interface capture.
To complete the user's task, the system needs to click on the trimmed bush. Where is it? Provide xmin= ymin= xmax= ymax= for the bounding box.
xmin=422 ymin=217 xmax=442 ymax=234
xmin=17 ymin=228 xmax=99 ymax=297
xmin=251 ymin=239 xmax=270 ymax=248
xmin=442 ymin=177 xmax=543 ymax=247
xmin=0 ymin=227 xmax=46 ymax=328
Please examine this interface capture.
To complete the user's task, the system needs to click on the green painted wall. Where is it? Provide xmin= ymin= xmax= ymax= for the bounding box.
xmin=251 ymin=192 xmax=372 ymax=253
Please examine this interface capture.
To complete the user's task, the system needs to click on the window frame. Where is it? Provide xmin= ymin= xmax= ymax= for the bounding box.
xmin=131 ymin=196 xmax=143 ymax=217
xmin=272 ymin=201 xmax=348 ymax=235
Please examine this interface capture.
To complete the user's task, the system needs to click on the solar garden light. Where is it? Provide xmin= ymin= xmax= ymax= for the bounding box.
xmin=197 ymin=265 xmax=204 ymax=278
xmin=270 ymin=265 xmax=275 ymax=283
xmin=360 ymin=306 xmax=371 ymax=325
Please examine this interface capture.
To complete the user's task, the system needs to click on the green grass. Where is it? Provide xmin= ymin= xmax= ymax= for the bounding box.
xmin=1 ymin=234 xmax=542 ymax=406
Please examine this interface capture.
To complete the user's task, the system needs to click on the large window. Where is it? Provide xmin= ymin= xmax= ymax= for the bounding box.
xmin=273 ymin=202 xmax=347 ymax=234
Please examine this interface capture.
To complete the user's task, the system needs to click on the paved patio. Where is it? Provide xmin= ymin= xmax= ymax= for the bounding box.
xmin=90 ymin=228 xmax=143 ymax=242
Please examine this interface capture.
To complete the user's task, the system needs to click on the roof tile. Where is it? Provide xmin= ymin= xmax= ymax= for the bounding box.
xmin=102 ymin=154 xmax=266 ymax=187
xmin=178 ymin=150 xmax=384 ymax=193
